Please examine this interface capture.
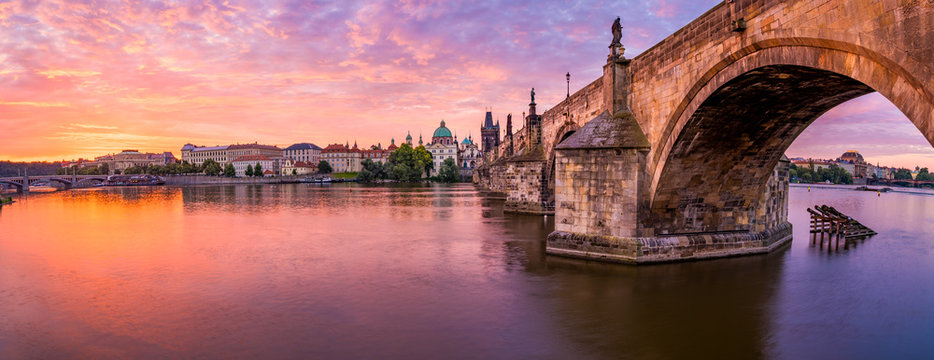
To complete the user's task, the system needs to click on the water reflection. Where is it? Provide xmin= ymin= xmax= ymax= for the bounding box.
xmin=1 ymin=184 xmax=932 ymax=359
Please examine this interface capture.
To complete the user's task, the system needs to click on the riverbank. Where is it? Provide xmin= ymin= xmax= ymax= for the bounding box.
xmin=790 ymin=183 xmax=934 ymax=196
xmin=162 ymin=175 xmax=313 ymax=186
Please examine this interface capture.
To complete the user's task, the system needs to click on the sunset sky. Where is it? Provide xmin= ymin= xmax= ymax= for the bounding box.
xmin=1 ymin=0 xmax=932 ymax=168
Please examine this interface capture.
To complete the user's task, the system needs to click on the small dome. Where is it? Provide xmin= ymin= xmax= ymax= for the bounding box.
xmin=432 ymin=120 xmax=452 ymax=138
xmin=406 ymin=133 xmax=412 ymax=140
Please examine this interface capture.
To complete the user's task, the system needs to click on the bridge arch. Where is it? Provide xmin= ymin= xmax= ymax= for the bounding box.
xmin=0 ymin=180 xmax=24 ymax=192
xmin=75 ymin=177 xmax=107 ymax=186
xmin=647 ymin=40 xmax=934 ymax=235
xmin=28 ymin=178 xmax=74 ymax=190
xmin=546 ymin=124 xmax=580 ymax=202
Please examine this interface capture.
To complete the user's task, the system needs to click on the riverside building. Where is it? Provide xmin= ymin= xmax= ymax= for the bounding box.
xmin=284 ymin=143 xmax=322 ymax=164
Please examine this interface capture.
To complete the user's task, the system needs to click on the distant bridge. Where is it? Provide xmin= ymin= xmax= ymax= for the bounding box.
xmin=0 ymin=175 xmax=108 ymax=193
xmin=868 ymin=178 xmax=934 ymax=188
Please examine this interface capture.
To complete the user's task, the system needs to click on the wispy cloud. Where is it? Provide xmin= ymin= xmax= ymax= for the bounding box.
xmin=0 ymin=101 xmax=70 ymax=107
xmin=67 ymin=123 xmax=119 ymax=130
xmin=0 ymin=0 xmax=929 ymax=168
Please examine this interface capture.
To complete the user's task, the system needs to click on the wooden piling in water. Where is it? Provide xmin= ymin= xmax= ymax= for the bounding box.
xmin=808 ymin=205 xmax=877 ymax=251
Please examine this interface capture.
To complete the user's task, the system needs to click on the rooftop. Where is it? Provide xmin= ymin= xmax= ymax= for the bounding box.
xmin=432 ymin=120 xmax=452 ymax=138
xmin=191 ymin=145 xmax=229 ymax=152
xmin=285 ymin=143 xmax=322 ymax=151
xmin=228 ymin=143 xmax=281 ymax=151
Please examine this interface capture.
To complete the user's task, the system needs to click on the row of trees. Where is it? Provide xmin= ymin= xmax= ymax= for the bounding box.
xmin=789 ymin=163 xmax=853 ymax=184
xmin=55 ymin=163 xmax=110 ymax=176
xmin=55 ymin=160 xmax=236 ymax=177
xmin=896 ymin=167 xmax=934 ymax=181
xmin=355 ymin=143 xmax=460 ymax=183
xmin=122 ymin=160 xmax=212 ymax=176
xmin=243 ymin=163 xmax=264 ymax=177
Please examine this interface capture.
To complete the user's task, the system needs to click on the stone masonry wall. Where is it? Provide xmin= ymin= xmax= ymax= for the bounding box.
xmin=758 ymin=157 xmax=790 ymax=232
xmin=474 ymin=160 xmax=508 ymax=194
xmin=504 ymin=160 xmax=547 ymax=213
xmin=541 ymin=77 xmax=607 ymax=161
xmin=554 ymin=148 xmax=646 ymax=238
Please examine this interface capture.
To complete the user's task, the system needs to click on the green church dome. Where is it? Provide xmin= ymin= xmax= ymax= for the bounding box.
xmin=432 ymin=120 xmax=452 ymax=138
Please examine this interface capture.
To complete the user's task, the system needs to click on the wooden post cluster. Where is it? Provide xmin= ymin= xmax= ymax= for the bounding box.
xmin=807 ymin=205 xmax=876 ymax=251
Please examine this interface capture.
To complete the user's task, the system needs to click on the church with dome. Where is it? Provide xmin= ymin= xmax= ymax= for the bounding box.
xmin=420 ymin=119 xmax=482 ymax=178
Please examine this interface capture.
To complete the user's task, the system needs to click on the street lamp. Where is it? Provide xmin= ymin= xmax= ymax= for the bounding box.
xmin=565 ymin=72 xmax=571 ymax=123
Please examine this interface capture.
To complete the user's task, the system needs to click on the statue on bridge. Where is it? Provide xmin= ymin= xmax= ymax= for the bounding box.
xmin=609 ymin=17 xmax=626 ymax=60
xmin=530 ymin=88 xmax=535 ymax=104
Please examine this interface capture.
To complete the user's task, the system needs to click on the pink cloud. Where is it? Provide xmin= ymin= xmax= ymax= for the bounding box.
xmin=651 ymin=0 xmax=679 ymax=19
xmin=0 ymin=0 xmax=929 ymax=170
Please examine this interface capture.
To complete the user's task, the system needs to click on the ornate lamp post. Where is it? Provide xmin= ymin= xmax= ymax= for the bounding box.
xmin=565 ymin=72 xmax=571 ymax=122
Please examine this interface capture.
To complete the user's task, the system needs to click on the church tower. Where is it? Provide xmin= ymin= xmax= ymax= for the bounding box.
xmin=480 ymin=110 xmax=500 ymax=153
xmin=505 ymin=113 xmax=514 ymax=156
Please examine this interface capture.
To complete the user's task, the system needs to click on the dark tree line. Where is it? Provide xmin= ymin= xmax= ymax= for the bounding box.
xmin=0 ymin=161 xmax=65 ymax=177
xmin=789 ymin=163 xmax=853 ymax=184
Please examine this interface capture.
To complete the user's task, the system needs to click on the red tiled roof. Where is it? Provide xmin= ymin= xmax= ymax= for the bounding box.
xmin=322 ymin=144 xmax=348 ymax=153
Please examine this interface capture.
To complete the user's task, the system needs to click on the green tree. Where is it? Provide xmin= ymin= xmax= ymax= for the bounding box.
xmin=360 ymin=159 xmax=387 ymax=180
xmin=291 ymin=168 xmax=297 ymax=176
xmin=245 ymin=164 xmax=254 ymax=177
xmin=99 ymin=163 xmax=110 ymax=175
xmin=386 ymin=143 xmax=425 ymax=182
xmin=438 ymin=158 xmax=459 ymax=183
xmin=801 ymin=171 xmax=813 ymax=183
xmin=381 ymin=161 xmax=395 ymax=179
xmin=224 ymin=163 xmax=236 ymax=177
xmin=317 ymin=160 xmax=333 ymax=174
xmin=179 ymin=161 xmax=200 ymax=174
xmin=253 ymin=162 xmax=263 ymax=177
xmin=389 ymin=163 xmax=413 ymax=182
xmin=414 ymin=145 xmax=432 ymax=178
xmin=202 ymin=159 xmax=222 ymax=176
xmin=894 ymin=168 xmax=913 ymax=180
xmin=916 ymin=167 xmax=932 ymax=181
xmin=358 ymin=167 xmax=375 ymax=182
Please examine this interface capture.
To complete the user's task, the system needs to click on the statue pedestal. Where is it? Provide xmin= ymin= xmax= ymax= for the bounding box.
xmin=608 ymin=44 xmax=627 ymax=63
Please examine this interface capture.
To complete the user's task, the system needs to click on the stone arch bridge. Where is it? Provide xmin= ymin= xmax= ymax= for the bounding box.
xmin=476 ymin=0 xmax=934 ymax=263
xmin=0 ymin=175 xmax=108 ymax=193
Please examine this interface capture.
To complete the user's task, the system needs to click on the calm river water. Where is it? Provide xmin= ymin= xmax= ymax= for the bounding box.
xmin=1 ymin=184 xmax=933 ymax=359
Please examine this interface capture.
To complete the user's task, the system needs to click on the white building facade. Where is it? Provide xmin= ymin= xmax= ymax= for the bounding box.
xmin=284 ymin=143 xmax=322 ymax=164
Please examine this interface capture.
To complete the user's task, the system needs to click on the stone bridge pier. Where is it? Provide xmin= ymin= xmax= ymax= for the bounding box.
xmin=485 ymin=0 xmax=934 ymax=263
